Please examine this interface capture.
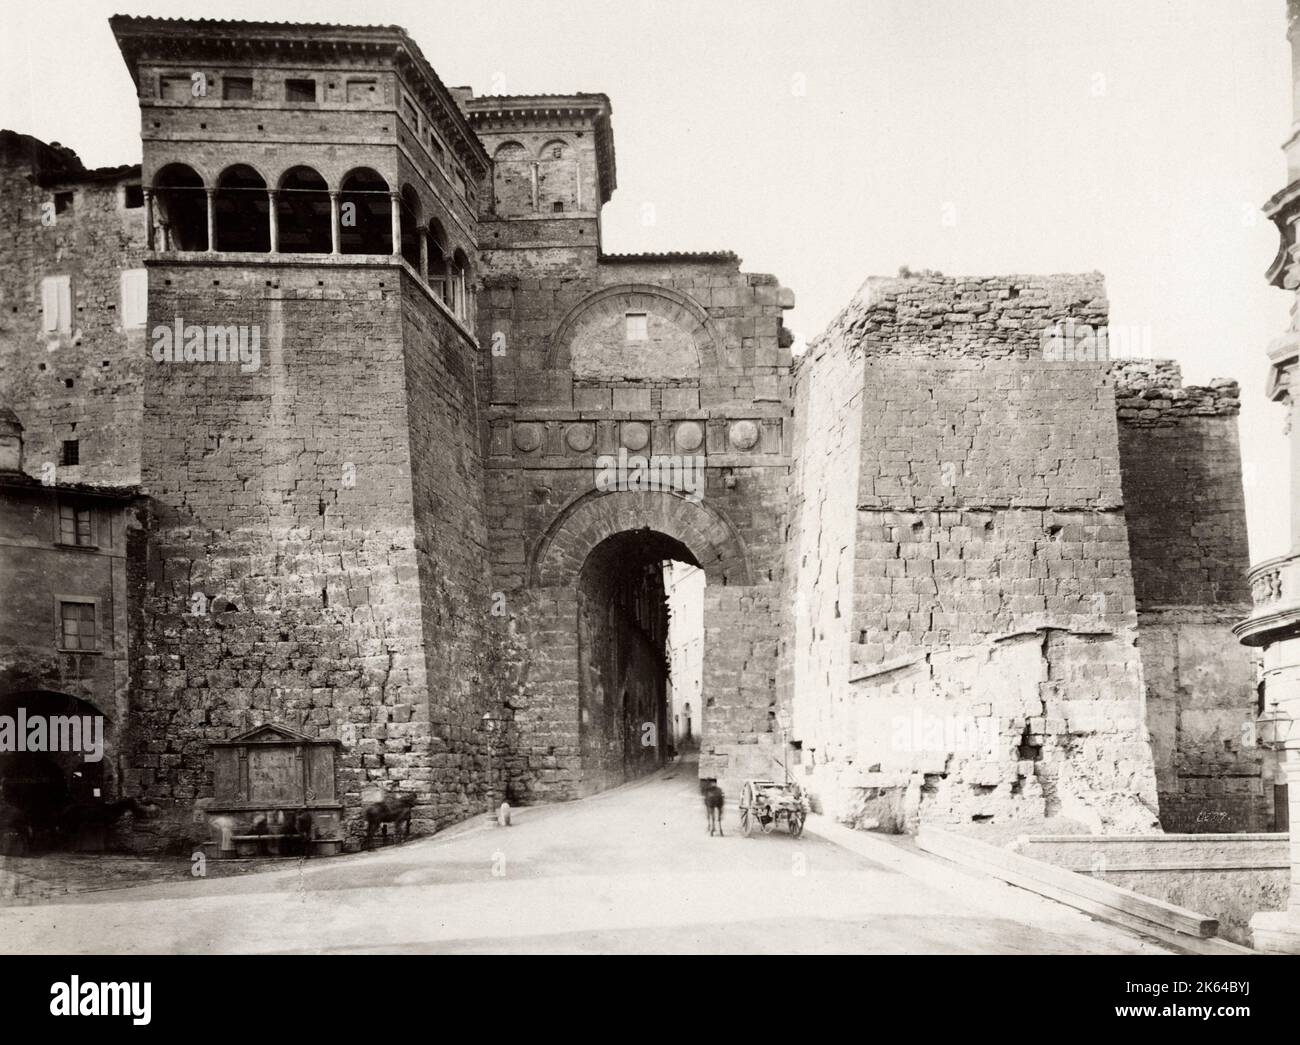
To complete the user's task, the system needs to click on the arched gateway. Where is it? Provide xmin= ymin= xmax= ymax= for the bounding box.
xmin=481 ymin=262 xmax=796 ymax=803
xmin=521 ymin=492 xmax=758 ymax=795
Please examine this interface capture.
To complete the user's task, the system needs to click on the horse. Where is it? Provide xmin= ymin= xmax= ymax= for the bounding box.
xmin=363 ymin=792 xmax=417 ymax=849
xmin=702 ymin=779 xmax=725 ymax=837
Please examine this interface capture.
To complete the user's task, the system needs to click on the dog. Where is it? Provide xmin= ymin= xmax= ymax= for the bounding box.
xmin=702 ymin=778 xmax=725 ymax=837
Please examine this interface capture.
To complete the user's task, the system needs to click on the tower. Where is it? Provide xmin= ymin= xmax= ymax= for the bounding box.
xmin=109 ymin=17 xmax=496 ymax=840
xmin=463 ymin=92 xmax=615 ymax=272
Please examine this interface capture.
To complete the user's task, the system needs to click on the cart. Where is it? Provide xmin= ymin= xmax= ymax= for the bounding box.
xmin=738 ymin=778 xmax=807 ymax=837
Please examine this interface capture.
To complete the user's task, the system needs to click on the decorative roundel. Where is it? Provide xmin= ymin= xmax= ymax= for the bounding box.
xmin=565 ymin=423 xmax=595 ymax=452
xmin=513 ymin=423 xmax=543 ymax=452
xmin=621 ymin=422 xmax=650 ymax=451
xmin=674 ymin=421 xmax=705 ymax=452
xmin=729 ymin=419 xmax=760 ymax=451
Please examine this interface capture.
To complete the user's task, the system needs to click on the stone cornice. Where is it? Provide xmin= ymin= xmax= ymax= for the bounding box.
xmin=109 ymin=15 xmax=490 ymax=177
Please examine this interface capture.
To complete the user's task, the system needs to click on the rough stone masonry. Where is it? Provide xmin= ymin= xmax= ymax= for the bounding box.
xmin=0 ymin=17 xmax=1261 ymax=850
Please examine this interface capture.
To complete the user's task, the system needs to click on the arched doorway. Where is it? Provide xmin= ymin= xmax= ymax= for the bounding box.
xmin=576 ymin=529 xmax=698 ymax=791
xmin=527 ymin=489 xmax=753 ymax=797
xmin=0 ymin=690 xmax=108 ymax=850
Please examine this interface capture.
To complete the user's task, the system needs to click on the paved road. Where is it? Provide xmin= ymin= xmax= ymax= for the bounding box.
xmin=0 ymin=764 xmax=1168 ymax=954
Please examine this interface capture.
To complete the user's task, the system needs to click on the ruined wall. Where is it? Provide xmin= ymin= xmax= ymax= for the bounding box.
xmin=0 ymin=132 xmax=145 ymax=486
xmin=791 ymin=274 xmax=1162 ymax=834
xmin=784 ymin=318 xmax=864 ymax=760
xmin=1114 ymin=359 xmax=1263 ymax=831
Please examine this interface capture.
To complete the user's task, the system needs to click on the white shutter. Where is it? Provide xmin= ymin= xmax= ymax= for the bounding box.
xmin=41 ymin=277 xmax=58 ymax=332
xmin=120 ymin=269 xmax=147 ymax=328
xmin=58 ymin=277 xmax=71 ymax=333
xmin=41 ymin=275 xmax=70 ymax=334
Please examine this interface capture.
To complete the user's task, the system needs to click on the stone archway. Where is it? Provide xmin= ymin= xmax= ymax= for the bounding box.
xmin=516 ymin=490 xmax=757 ymax=797
xmin=547 ymin=283 xmax=724 ymax=375
xmin=530 ymin=488 xmax=753 ymax=588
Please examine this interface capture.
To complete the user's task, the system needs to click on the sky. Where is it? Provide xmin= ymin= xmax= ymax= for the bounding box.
xmin=1 ymin=0 xmax=1294 ymax=559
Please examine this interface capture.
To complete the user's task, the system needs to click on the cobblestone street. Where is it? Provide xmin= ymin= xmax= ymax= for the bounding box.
xmin=0 ymin=763 xmax=1168 ymax=954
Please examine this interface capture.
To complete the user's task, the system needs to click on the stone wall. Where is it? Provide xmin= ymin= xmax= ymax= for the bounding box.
xmin=1015 ymin=832 xmax=1288 ymax=946
xmin=0 ymin=482 xmax=139 ymax=801
xmin=132 ymin=262 xmax=491 ymax=843
xmin=0 ymin=132 xmax=145 ymax=487
xmin=478 ymin=253 xmax=794 ymax=799
xmin=1113 ymin=360 xmax=1264 ymax=831
xmin=790 ymin=274 xmax=1163 ymax=833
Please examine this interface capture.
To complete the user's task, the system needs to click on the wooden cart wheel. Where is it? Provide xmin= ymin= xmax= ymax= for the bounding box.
xmin=788 ymin=811 xmax=805 ymax=838
xmin=740 ymin=807 xmax=752 ymax=836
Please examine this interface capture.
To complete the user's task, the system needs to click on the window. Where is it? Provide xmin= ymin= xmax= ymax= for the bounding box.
xmin=120 ymin=269 xmax=147 ymax=328
xmin=284 ymin=79 xmax=316 ymax=103
xmin=223 ymin=76 xmax=252 ymax=100
xmin=402 ymin=94 xmax=419 ymax=128
xmin=59 ymin=600 xmax=96 ymax=651
xmin=41 ymin=275 xmax=72 ymax=334
xmin=59 ymin=504 xmax=93 ymax=547
xmin=54 ymin=191 xmax=73 ymax=214
xmin=626 ymin=313 xmax=648 ymax=341
xmin=61 ymin=440 xmax=79 ymax=466
xmin=552 ymin=201 xmax=564 ymax=213
xmin=123 ymin=184 xmax=144 ymax=208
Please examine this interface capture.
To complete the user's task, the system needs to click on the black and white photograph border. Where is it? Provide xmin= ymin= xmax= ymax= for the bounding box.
xmin=0 ymin=0 xmax=1294 ymax=997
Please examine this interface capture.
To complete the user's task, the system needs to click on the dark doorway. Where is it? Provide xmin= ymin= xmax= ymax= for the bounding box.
xmin=0 ymin=690 xmax=107 ymax=850
xmin=575 ymin=529 xmax=701 ymax=793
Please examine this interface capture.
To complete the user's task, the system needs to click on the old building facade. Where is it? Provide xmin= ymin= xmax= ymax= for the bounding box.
xmin=0 ymin=15 xmax=1261 ymax=849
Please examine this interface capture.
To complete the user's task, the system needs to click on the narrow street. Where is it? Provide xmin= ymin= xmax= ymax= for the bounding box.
xmin=0 ymin=762 xmax=1169 ymax=954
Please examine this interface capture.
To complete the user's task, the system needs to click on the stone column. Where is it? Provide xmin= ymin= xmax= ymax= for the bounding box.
xmin=389 ymin=192 xmax=402 ymax=258
xmin=205 ymin=189 xmax=216 ymax=252
xmin=143 ymin=189 xmax=155 ymax=252
xmin=329 ymin=191 xmax=341 ymax=255
xmin=267 ymin=189 xmax=279 ymax=253
xmin=419 ymin=228 xmax=429 ymax=281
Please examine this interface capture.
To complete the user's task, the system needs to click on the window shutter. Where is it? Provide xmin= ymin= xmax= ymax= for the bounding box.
xmin=41 ymin=276 xmax=59 ymax=332
xmin=57 ymin=275 xmax=71 ymax=332
xmin=41 ymin=275 xmax=72 ymax=334
xmin=120 ymin=269 xmax=147 ymax=328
